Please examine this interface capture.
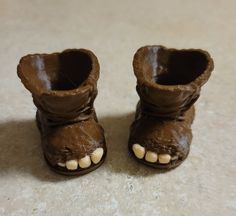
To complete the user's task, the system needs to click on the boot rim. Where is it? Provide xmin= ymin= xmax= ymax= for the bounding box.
xmin=17 ymin=48 xmax=99 ymax=97
xmin=133 ymin=45 xmax=214 ymax=92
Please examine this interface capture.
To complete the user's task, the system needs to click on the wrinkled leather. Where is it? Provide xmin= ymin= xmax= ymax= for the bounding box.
xmin=17 ymin=49 xmax=106 ymax=170
xmin=129 ymin=45 xmax=213 ymax=169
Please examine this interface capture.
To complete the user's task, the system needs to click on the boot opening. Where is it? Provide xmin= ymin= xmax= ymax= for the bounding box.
xmin=147 ymin=47 xmax=209 ymax=85
xmin=54 ymin=51 xmax=92 ymax=90
xmin=26 ymin=51 xmax=92 ymax=91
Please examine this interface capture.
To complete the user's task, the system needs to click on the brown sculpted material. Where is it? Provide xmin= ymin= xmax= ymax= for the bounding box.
xmin=17 ymin=49 xmax=106 ymax=175
xmin=129 ymin=45 xmax=214 ymax=169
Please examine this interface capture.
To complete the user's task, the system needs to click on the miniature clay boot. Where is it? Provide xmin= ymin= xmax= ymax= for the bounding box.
xmin=128 ymin=45 xmax=214 ymax=169
xmin=17 ymin=49 xmax=107 ymax=175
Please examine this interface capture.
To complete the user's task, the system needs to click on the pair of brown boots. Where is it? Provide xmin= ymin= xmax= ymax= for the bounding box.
xmin=17 ymin=45 xmax=213 ymax=176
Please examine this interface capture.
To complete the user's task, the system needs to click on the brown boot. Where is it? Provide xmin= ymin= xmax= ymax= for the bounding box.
xmin=129 ymin=45 xmax=214 ymax=169
xmin=17 ymin=49 xmax=106 ymax=175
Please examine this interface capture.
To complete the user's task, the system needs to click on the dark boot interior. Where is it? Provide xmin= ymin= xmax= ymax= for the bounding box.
xmin=148 ymin=48 xmax=208 ymax=85
xmin=55 ymin=51 xmax=92 ymax=90
xmin=28 ymin=50 xmax=92 ymax=91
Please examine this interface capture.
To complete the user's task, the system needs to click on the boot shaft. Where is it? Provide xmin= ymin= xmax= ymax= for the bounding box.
xmin=17 ymin=49 xmax=100 ymax=121
xmin=133 ymin=45 xmax=214 ymax=119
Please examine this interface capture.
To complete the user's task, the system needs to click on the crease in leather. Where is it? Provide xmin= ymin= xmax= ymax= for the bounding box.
xmin=137 ymin=85 xmax=200 ymax=120
xmin=34 ymin=85 xmax=97 ymax=127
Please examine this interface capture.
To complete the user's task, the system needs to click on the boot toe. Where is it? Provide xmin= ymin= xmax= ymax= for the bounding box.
xmin=56 ymin=147 xmax=105 ymax=172
xmin=129 ymin=115 xmax=192 ymax=169
xmin=131 ymin=143 xmax=183 ymax=168
xmin=44 ymin=119 xmax=106 ymax=175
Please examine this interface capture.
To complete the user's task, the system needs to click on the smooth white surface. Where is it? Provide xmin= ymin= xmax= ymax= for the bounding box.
xmin=0 ymin=0 xmax=235 ymax=215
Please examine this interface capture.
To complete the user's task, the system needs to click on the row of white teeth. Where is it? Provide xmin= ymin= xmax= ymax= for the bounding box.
xmin=132 ymin=144 xmax=178 ymax=164
xmin=57 ymin=148 xmax=104 ymax=170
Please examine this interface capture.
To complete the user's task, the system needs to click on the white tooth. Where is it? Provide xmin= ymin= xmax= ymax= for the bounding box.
xmin=91 ymin=148 xmax=104 ymax=164
xmin=159 ymin=154 xmax=171 ymax=164
xmin=171 ymin=155 xmax=178 ymax=161
xmin=57 ymin=162 xmax=66 ymax=167
xmin=145 ymin=151 xmax=158 ymax=163
xmin=66 ymin=160 xmax=78 ymax=170
xmin=79 ymin=155 xmax=91 ymax=168
xmin=132 ymin=144 xmax=145 ymax=159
